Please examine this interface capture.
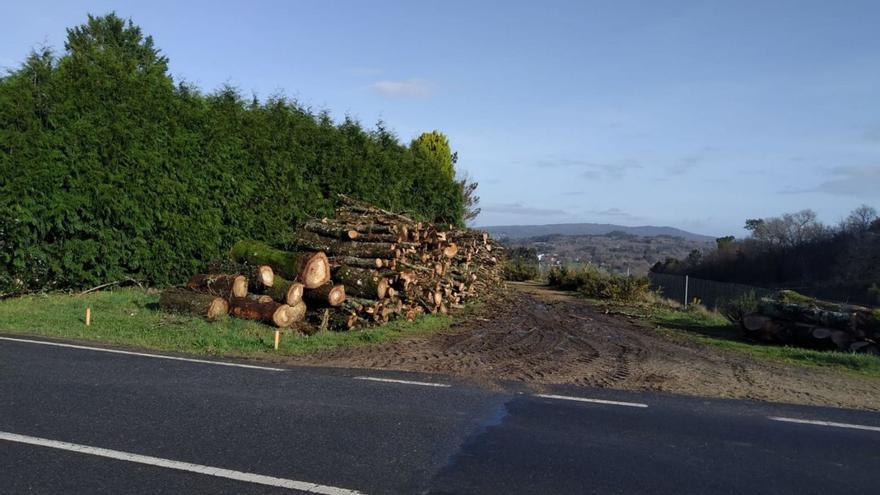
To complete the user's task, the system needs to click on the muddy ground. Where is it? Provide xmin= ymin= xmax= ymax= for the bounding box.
xmin=292 ymin=282 xmax=880 ymax=410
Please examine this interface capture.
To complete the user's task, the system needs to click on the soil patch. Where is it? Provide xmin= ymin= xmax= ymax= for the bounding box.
xmin=290 ymin=282 xmax=880 ymax=410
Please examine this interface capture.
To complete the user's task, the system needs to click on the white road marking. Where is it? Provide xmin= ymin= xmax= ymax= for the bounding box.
xmin=0 ymin=336 xmax=284 ymax=371
xmin=534 ymin=394 xmax=649 ymax=408
xmin=354 ymin=376 xmax=451 ymax=388
xmin=768 ymin=416 xmax=880 ymax=433
xmin=0 ymin=431 xmax=364 ymax=495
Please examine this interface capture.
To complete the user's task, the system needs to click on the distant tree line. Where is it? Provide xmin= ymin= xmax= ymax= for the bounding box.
xmin=652 ymin=206 xmax=880 ymax=304
xmin=0 ymin=14 xmax=478 ymax=294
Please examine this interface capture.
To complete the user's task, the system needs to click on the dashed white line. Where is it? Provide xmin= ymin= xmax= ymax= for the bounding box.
xmin=353 ymin=376 xmax=451 ymax=388
xmin=534 ymin=394 xmax=649 ymax=408
xmin=0 ymin=431 xmax=364 ymax=494
xmin=0 ymin=336 xmax=285 ymax=371
xmin=768 ymin=416 xmax=880 ymax=433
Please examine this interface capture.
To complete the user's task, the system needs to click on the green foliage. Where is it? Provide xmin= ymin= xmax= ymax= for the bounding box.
xmin=0 ymin=14 xmax=467 ymax=293
xmin=719 ymin=290 xmax=759 ymax=322
xmin=547 ymin=265 xmax=650 ymax=303
xmin=502 ymin=247 xmax=539 ymax=281
xmin=411 ymin=130 xmax=454 ymax=180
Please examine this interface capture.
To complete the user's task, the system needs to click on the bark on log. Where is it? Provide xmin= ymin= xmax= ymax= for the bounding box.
xmin=303 ymin=221 xmax=359 ymax=241
xmin=333 ymin=265 xmax=389 ymax=299
xmin=248 ymin=294 xmax=274 ymax=304
xmin=303 ymin=283 xmax=346 ymax=307
xmin=293 ymin=231 xmax=396 ymax=259
xmin=230 ymin=240 xmax=330 ymax=288
xmin=264 ymin=276 xmax=305 ymax=305
xmin=186 ymin=274 xmax=248 ymax=299
xmin=159 ymin=288 xmax=228 ymax=321
xmin=229 ymin=297 xmax=303 ymax=327
xmin=328 ymin=256 xmax=384 ymax=270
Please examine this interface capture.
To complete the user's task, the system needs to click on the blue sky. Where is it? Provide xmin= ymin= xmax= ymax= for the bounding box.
xmin=3 ymin=1 xmax=879 ymax=236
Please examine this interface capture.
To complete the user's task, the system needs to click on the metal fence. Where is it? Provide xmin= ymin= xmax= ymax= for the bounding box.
xmin=648 ymin=272 xmax=774 ymax=308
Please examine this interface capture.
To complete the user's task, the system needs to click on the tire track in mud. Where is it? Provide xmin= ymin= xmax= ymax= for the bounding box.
xmin=291 ymin=284 xmax=880 ymax=410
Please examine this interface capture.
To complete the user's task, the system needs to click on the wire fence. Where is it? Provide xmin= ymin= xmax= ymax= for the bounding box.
xmin=648 ymin=273 xmax=774 ymax=308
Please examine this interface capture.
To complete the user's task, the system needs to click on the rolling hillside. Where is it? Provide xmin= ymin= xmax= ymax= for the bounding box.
xmin=481 ymin=223 xmax=714 ymax=243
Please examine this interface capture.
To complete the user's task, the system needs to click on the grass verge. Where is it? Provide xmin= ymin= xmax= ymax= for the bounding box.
xmin=0 ymin=288 xmax=457 ymax=359
xmin=648 ymin=305 xmax=880 ymax=379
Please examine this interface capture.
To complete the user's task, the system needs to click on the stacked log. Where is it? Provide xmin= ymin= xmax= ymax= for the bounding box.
xmin=158 ymin=194 xmax=503 ymax=332
xmin=283 ymin=194 xmax=504 ymax=329
xmin=737 ymin=290 xmax=880 ymax=355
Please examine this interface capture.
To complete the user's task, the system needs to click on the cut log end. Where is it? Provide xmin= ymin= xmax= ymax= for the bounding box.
xmin=377 ymin=278 xmax=389 ymax=300
xmin=232 ymin=275 xmax=248 ymax=298
xmin=328 ymin=284 xmax=346 ymax=306
xmin=287 ymin=282 xmax=305 ymax=305
xmin=301 ymin=252 xmax=331 ymax=289
xmin=258 ymin=265 xmax=274 ymax=287
xmin=207 ymin=298 xmax=229 ymax=320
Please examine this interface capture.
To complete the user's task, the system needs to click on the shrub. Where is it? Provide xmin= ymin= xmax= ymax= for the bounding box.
xmin=546 ymin=265 xmax=650 ymax=303
xmin=502 ymin=247 xmax=540 ymax=281
xmin=719 ymin=290 xmax=759 ymax=323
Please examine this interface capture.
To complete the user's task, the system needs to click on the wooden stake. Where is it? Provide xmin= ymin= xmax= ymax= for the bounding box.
xmin=85 ymin=307 xmax=91 ymax=326
xmin=274 ymin=330 xmax=280 ymax=350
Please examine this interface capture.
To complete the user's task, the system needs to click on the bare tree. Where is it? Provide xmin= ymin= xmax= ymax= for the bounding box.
xmin=840 ymin=204 xmax=877 ymax=233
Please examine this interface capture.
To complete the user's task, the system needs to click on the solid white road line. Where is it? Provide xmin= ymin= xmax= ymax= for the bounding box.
xmin=354 ymin=376 xmax=451 ymax=388
xmin=0 ymin=431 xmax=364 ymax=495
xmin=768 ymin=416 xmax=880 ymax=433
xmin=0 ymin=336 xmax=285 ymax=371
xmin=534 ymin=394 xmax=649 ymax=408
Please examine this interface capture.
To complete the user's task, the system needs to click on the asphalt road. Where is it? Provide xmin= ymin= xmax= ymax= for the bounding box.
xmin=1 ymin=335 xmax=878 ymax=494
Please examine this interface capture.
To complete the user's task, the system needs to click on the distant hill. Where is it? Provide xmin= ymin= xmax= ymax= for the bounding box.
xmin=480 ymin=223 xmax=715 ymax=242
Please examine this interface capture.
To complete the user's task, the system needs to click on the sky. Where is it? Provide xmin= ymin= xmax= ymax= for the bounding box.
xmin=2 ymin=0 xmax=879 ymax=236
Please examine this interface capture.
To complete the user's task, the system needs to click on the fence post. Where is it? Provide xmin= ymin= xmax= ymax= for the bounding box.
xmin=684 ymin=275 xmax=689 ymax=308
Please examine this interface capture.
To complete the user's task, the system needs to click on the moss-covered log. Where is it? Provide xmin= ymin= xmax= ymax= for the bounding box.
xmin=264 ymin=275 xmax=304 ymax=305
xmin=333 ymin=265 xmax=389 ymax=299
xmin=186 ymin=274 xmax=248 ymax=299
xmin=159 ymin=288 xmax=228 ymax=321
xmin=303 ymin=283 xmax=346 ymax=307
xmin=230 ymin=240 xmax=329 ymax=288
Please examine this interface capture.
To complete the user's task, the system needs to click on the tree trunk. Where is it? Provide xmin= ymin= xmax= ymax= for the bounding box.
xmin=328 ymin=256 xmax=384 ymax=270
xmin=303 ymin=283 xmax=346 ymax=307
xmin=229 ymin=297 xmax=303 ymax=327
xmin=230 ymin=240 xmax=330 ymax=288
xmin=264 ymin=275 xmax=304 ymax=305
xmin=159 ymin=288 xmax=228 ymax=321
xmin=303 ymin=221 xmax=360 ymax=241
xmin=333 ymin=265 xmax=389 ymax=300
xmin=293 ymin=231 xmax=397 ymax=259
xmin=186 ymin=274 xmax=248 ymax=299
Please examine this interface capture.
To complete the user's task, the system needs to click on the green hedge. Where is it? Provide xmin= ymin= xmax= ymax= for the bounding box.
xmin=0 ymin=14 xmax=465 ymax=293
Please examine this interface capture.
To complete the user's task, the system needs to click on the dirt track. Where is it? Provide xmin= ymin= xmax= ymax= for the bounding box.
xmin=292 ymin=282 xmax=880 ymax=410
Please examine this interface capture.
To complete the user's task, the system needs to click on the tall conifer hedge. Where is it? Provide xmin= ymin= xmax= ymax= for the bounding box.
xmin=0 ymin=14 xmax=465 ymax=292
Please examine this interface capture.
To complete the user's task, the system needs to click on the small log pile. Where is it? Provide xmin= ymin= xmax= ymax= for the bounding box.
xmin=158 ymin=195 xmax=503 ymax=332
xmin=737 ymin=290 xmax=880 ymax=355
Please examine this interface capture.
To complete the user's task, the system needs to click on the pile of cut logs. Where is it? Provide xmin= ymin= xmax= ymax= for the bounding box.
xmin=737 ymin=290 xmax=880 ymax=355
xmin=158 ymin=195 xmax=503 ymax=332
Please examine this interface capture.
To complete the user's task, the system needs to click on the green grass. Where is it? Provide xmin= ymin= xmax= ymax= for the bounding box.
xmin=648 ymin=305 xmax=880 ymax=379
xmin=0 ymin=288 xmax=455 ymax=359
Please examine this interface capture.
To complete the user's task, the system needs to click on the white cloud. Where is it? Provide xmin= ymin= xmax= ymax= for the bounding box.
xmin=371 ymin=79 xmax=431 ymax=98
